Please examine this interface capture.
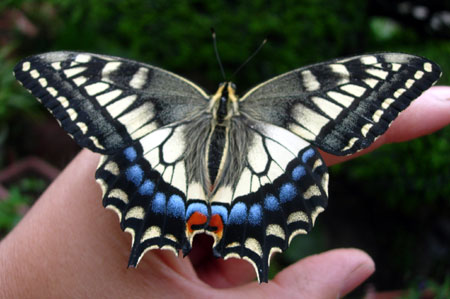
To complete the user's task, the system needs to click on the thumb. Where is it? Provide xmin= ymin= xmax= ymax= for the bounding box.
xmin=218 ymin=248 xmax=374 ymax=298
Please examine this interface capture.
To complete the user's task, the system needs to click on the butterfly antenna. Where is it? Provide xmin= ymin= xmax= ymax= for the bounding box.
xmin=231 ymin=38 xmax=267 ymax=79
xmin=211 ymin=28 xmax=226 ymax=80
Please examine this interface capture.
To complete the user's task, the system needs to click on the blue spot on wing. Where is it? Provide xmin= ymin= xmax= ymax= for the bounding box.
xmin=126 ymin=165 xmax=144 ymax=186
xmin=139 ymin=179 xmax=155 ymax=196
xmin=248 ymin=204 xmax=262 ymax=226
xmin=292 ymin=166 xmax=306 ymax=181
xmin=211 ymin=205 xmax=228 ymax=224
xmin=167 ymin=195 xmax=185 ymax=219
xmin=280 ymin=183 xmax=297 ymax=203
xmin=228 ymin=202 xmax=247 ymax=225
xmin=124 ymin=147 xmax=137 ymax=162
xmin=302 ymin=148 xmax=316 ymax=163
xmin=186 ymin=202 xmax=208 ymax=219
xmin=152 ymin=192 xmax=166 ymax=214
xmin=264 ymin=194 xmax=280 ymax=211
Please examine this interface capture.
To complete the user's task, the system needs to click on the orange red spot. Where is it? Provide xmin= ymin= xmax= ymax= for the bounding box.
xmin=209 ymin=214 xmax=224 ymax=238
xmin=187 ymin=211 xmax=207 ymax=233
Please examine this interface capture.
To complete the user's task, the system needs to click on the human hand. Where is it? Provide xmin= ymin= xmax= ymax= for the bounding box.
xmin=1 ymin=86 xmax=449 ymax=298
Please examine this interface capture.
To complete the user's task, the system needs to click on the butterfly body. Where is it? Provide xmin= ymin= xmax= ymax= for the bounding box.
xmin=14 ymin=51 xmax=441 ymax=282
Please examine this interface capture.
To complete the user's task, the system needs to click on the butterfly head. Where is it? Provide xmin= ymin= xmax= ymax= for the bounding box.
xmin=210 ymin=82 xmax=239 ymax=123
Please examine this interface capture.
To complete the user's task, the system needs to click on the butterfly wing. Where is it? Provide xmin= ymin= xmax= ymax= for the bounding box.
xmin=240 ymin=53 xmax=441 ymax=156
xmin=13 ymin=51 xmax=209 ymax=154
xmin=210 ymin=120 xmax=328 ymax=282
xmin=95 ymin=123 xmax=194 ymax=265
xmin=217 ymin=53 xmax=441 ymax=281
xmin=14 ymin=51 xmax=210 ymax=266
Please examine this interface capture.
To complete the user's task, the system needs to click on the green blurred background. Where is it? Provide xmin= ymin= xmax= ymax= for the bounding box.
xmin=0 ymin=0 xmax=449 ymax=297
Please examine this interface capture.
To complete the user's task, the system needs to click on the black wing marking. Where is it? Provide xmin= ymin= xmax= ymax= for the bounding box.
xmin=14 ymin=51 xmax=208 ymax=154
xmin=240 ymin=53 xmax=441 ymax=155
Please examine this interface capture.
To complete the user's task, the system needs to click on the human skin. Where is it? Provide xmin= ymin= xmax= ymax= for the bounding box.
xmin=0 ymin=86 xmax=449 ymax=298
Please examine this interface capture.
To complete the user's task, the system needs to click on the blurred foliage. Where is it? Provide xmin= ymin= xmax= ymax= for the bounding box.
xmin=0 ymin=178 xmax=46 ymax=232
xmin=1 ymin=0 xmax=371 ymax=91
xmin=0 ymin=47 xmax=43 ymax=166
xmin=333 ymin=130 xmax=450 ymax=213
xmin=401 ymin=275 xmax=450 ymax=299
xmin=0 ymin=0 xmax=449 ymax=292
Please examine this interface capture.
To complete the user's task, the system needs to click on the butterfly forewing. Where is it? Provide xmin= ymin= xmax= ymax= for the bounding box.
xmin=240 ymin=53 xmax=441 ymax=155
xmin=13 ymin=51 xmax=208 ymax=154
xmin=14 ymin=50 xmax=441 ymax=283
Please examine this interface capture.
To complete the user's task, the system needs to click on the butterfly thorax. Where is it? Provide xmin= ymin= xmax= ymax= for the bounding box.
xmin=209 ymin=82 xmax=239 ymax=124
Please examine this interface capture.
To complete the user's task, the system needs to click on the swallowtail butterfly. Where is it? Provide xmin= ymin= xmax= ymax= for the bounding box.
xmin=14 ymin=51 xmax=441 ymax=282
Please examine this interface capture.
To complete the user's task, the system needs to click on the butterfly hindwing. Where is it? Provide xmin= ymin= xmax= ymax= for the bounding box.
xmin=13 ymin=51 xmax=208 ymax=154
xmin=240 ymin=53 xmax=441 ymax=155
xmin=212 ymin=121 xmax=328 ymax=282
xmin=95 ymin=124 xmax=193 ymax=265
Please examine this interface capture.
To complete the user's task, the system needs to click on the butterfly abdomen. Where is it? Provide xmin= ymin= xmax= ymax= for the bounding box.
xmin=206 ymin=124 xmax=228 ymax=188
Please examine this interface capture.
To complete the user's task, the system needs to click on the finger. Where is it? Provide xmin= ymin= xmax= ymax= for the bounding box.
xmin=216 ymin=248 xmax=374 ymax=299
xmin=196 ymin=256 xmax=257 ymax=288
xmin=190 ymin=234 xmax=256 ymax=288
xmin=322 ymin=86 xmax=450 ymax=166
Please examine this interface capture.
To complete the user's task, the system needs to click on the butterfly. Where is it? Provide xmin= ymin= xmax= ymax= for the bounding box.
xmin=14 ymin=51 xmax=441 ymax=282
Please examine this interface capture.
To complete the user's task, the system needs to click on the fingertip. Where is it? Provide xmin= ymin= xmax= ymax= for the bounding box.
xmin=271 ymin=248 xmax=374 ymax=298
xmin=339 ymin=249 xmax=375 ymax=296
xmin=385 ymin=86 xmax=450 ymax=143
